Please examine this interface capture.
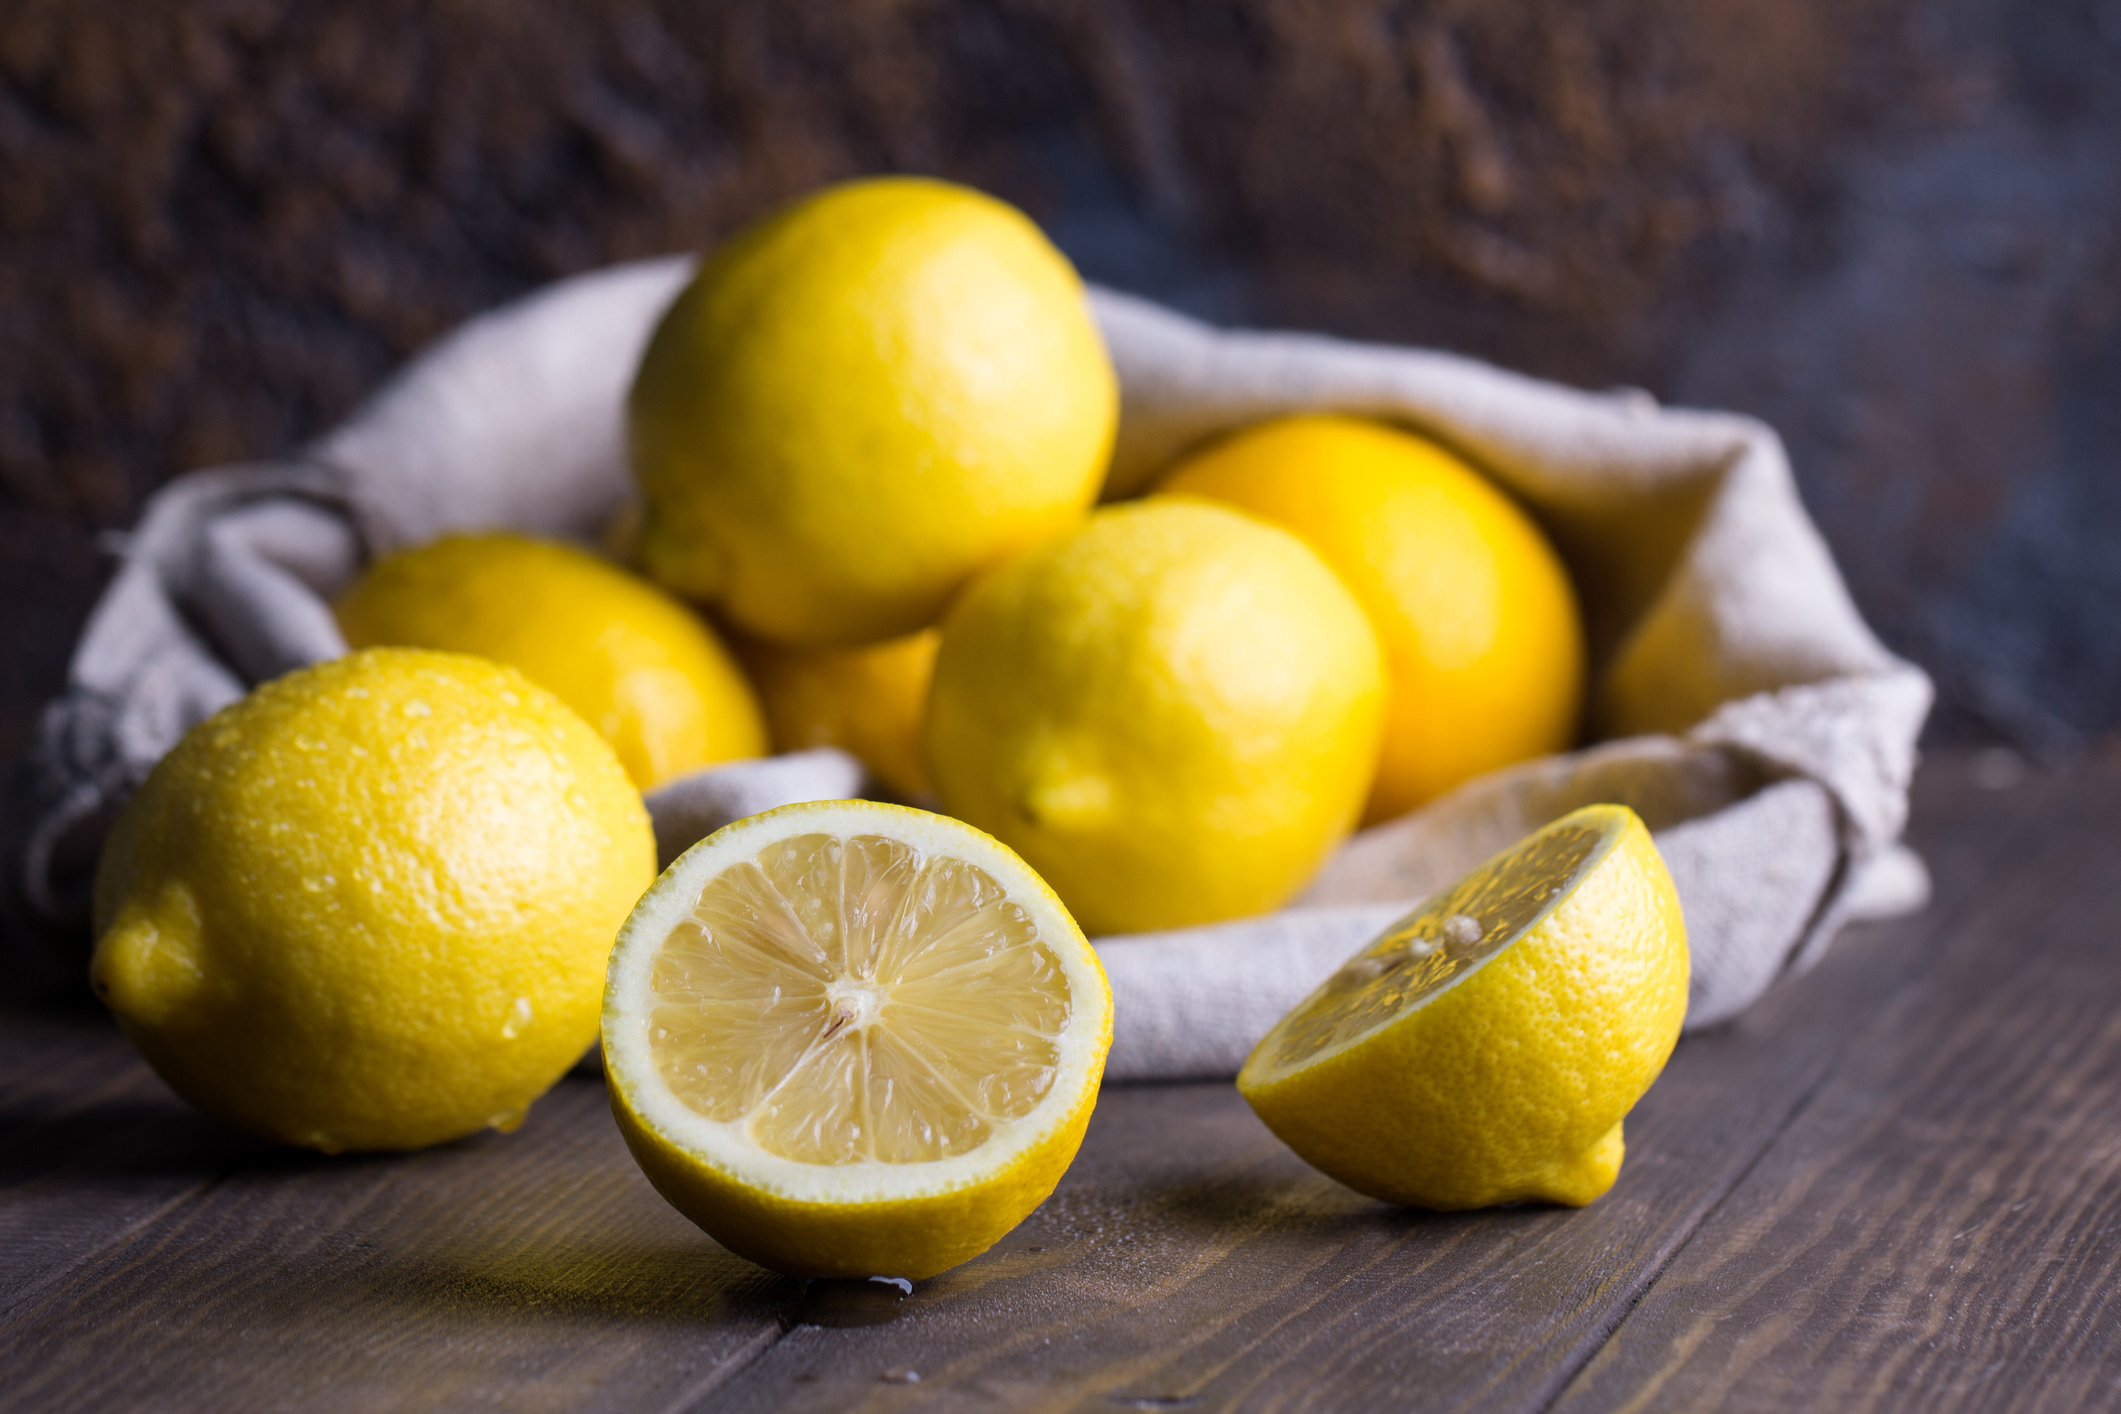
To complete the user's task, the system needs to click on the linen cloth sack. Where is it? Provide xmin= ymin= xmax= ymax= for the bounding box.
xmin=4 ymin=256 xmax=1932 ymax=1080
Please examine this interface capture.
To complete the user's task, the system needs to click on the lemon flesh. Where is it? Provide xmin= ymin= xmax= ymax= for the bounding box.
xmin=604 ymin=800 xmax=1111 ymax=1279
xmin=629 ymin=176 xmax=1117 ymax=647
xmin=1160 ymin=414 xmax=1585 ymax=823
xmin=1238 ymin=804 xmax=1687 ymax=1210
xmin=91 ymin=648 xmax=657 ymax=1153
xmin=925 ymin=498 xmax=1386 ymax=935
xmin=336 ymin=532 xmax=765 ymax=790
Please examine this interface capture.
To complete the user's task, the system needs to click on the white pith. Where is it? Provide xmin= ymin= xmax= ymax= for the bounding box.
xmin=605 ymin=799 xmax=1110 ymax=1204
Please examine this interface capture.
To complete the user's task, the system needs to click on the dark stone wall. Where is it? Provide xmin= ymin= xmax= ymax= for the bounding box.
xmin=4 ymin=0 xmax=2118 ymax=763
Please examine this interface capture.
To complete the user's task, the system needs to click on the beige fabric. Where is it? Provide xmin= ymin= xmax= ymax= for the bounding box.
xmin=6 ymin=257 xmax=1930 ymax=1076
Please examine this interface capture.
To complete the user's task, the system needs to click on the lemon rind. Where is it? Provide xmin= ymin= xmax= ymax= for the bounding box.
xmin=604 ymin=798 xmax=1113 ymax=1206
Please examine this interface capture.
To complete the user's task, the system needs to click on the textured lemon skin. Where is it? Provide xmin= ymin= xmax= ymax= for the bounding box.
xmin=629 ymin=176 xmax=1118 ymax=648
xmin=335 ymin=532 xmax=765 ymax=791
xmin=1160 ymin=414 xmax=1585 ymax=824
xmin=1237 ymin=806 xmax=1686 ymax=1209
xmin=90 ymin=648 xmax=657 ymax=1153
xmin=743 ymin=628 xmax=940 ymax=800
xmin=926 ymin=498 xmax=1386 ymax=935
xmin=609 ymin=1061 xmax=1100 ymax=1280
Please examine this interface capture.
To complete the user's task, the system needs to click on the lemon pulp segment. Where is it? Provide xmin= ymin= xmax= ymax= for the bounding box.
xmin=1253 ymin=814 xmax=1615 ymax=1080
xmin=605 ymin=800 xmax=1110 ymax=1277
xmin=646 ymin=832 xmax=1071 ymax=1166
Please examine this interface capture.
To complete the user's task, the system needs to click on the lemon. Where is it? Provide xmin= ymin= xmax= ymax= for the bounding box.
xmin=925 ymin=498 xmax=1386 ymax=936
xmin=1237 ymin=804 xmax=1686 ymax=1210
xmin=90 ymin=648 xmax=658 ymax=1153
xmin=602 ymin=799 xmax=1111 ymax=1279
xmin=628 ymin=176 xmax=1118 ymax=647
xmin=743 ymin=629 xmax=940 ymax=800
xmin=335 ymin=532 xmax=766 ymax=791
xmin=1159 ymin=414 xmax=1585 ymax=823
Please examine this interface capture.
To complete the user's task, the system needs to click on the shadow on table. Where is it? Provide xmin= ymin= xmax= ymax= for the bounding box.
xmin=0 ymin=1009 xmax=522 ymax=1188
xmin=401 ymin=1236 xmax=794 ymax=1327
xmin=1134 ymin=1166 xmax=1582 ymax=1255
xmin=1143 ymin=1170 xmax=1416 ymax=1233
xmin=0 ymin=1097 xmax=283 ymax=1188
xmin=4 ymin=1083 xmax=793 ymax=1330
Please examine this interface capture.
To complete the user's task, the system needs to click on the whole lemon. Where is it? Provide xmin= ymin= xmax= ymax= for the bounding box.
xmin=89 ymin=648 xmax=658 ymax=1153
xmin=1159 ymin=414 xmax=1585 ymax=823
xmin=628 ymin=176 xmax=1118 ymax=647
xmin=335 ymin=532 xmax=765 ymax=791
xmin=1238 ymin=804 xmax=1686 ymax=1209
xmin=742 ymin=628 xmax=940 ymax=800
xmin=926 ymin=498 xmax=1386 ymax=935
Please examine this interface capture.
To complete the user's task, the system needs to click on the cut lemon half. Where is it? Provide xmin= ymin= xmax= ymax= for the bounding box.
xmin=603 ymin=799 xmax=1112 ymax=1279
xmin=1237 ymin=804 xmax=1687 ymax=1210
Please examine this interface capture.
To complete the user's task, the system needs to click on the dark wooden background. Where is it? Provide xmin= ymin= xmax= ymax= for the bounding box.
xmin=4 ymin=0 xmax=2119 ymax=767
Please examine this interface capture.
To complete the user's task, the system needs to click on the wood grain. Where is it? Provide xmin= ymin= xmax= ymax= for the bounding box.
xmin=0 ymin=1060 xmax=792 ymax=1412
xmin=700 ymin=1060 xmax=1812 ymax=1414
xmin=0 ymin=1006 xmax=262 ymax=1317
xmin=688 ymin=759 xmax=2096 ymax=1413
xmin=1550 ymin=763 xmax=2121 ymax=1413
xmin=5 ymin=754 xmax=2119 ymax=1412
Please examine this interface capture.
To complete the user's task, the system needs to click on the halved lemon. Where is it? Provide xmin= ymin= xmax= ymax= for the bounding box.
xmin=602 ymin=799 xmax=1112 ymax=1279
xmin=1237 ymin=804 xmax=1687 ymax=1210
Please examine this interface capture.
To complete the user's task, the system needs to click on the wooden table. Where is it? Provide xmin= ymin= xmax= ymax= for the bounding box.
xmin=5 ymin=751 xmax=2118 ymax=1411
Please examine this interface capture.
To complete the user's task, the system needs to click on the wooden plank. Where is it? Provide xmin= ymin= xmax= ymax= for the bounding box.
xmin=691 ymin=762 xmax=2038 ymax=1414
xmin=5 ymin=753 xmax=2105 ymax=1411
xmin=0 ymin=1006 xmax=258 ymax=1316
xmin=0 ymin=1068 xmax=794 ymax=1413
xmin=1551 ymin=759 xmax=2121 ymax=1413
xmin=699 ymin=1066 xmax=1801 ymax=1414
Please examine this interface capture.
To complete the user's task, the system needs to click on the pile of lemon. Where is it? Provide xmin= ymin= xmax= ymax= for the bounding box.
xmin=92 ymin=177 xmax=1686 ymax=1281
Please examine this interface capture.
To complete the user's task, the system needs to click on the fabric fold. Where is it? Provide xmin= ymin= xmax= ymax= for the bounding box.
xmin=6 ymin=258 xmax=1932 ymax=1075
